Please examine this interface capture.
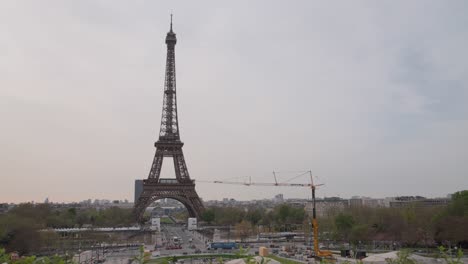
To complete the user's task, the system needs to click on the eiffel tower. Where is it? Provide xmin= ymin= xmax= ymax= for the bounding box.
xmin=134 ymin=16 xmax=204 ymax=222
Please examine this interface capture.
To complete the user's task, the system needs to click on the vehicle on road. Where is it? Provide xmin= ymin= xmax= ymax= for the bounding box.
xmin=166 ymin=245 xmax=182 ymax=250
xmin=207 ymin=242 xmax=238 ymax=250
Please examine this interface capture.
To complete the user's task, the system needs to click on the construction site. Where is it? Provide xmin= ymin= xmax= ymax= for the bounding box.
xmin=130 ymin=171 xmax=467 ymax=264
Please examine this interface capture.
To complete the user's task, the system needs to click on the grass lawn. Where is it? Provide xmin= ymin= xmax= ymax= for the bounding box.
xmin=160 ymin=217 xmax=174 ymax=224
xmin=267 ymin=254 xmax=304 ymax=264
xmin=148 ymin=254 xmax=249 ymax=264
xmin=148 ymin=253 xmax=305 ymax=264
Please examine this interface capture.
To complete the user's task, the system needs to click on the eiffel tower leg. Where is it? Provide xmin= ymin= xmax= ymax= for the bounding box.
xmin=134 ymin=192 xmax=151 ymax=223
xmin=174 ymin=152 xmax=190 ymax=182
xmin=185 ymin=189 xmax=205 ymax=218
xmin=148 ymin=149 xmax=164 ymax=180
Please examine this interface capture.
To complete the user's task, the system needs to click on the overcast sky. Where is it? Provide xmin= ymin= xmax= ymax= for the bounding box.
xmin=1 ymin=1 xmax=467 ymax=203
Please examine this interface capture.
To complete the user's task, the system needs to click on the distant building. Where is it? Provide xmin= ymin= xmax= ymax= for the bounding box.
xmin=135 ymin=180 xmax=144 ymax=203
xmin=285 ymin=198 xmax=308 ymax=208
xmin=187 ymin=217 xmax=197 ymax=230
xmin=0 ymin=203 xmax=9 ymax=214
xmin=361 ymin=197 xmax=384 ymax=208
xmin=348 ymin=196 xmax=385 ymax=208
xmin=80 ymin=199 xmax=92 ymax=205
xmin=213 ymin=229 xmax=221 ymax=242
xmin=389 ymin=196 xmax=451 ymax=208
xmin=150 ymin=217 xmax=161 ymax=231
xmin=273 ymin=194 xmax=284 ymax=203
xmin=370 ymin=199 xmax=384 ymax=207
xmin=349 ymin=197 xmax=363 ymax=208
xmin=305 ymin=197 xmax=348 ymax=217
xmin=220 ymin=198 xmax=238 ymax=206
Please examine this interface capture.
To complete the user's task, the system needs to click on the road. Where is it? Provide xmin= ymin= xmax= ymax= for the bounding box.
xmin=156 ymin=225 xmax=207 ymax=256
xmin=101 ymin=224 xmax=286 ymax=263
xmin=103 ymin=248 xmax=139 ymax=264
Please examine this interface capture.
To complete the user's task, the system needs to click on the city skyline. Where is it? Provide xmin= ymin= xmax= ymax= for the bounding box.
xmin=1 ymin=1 xmax=468 ymax=203
xmin=0 ymin=192 xmax=454 ymax=208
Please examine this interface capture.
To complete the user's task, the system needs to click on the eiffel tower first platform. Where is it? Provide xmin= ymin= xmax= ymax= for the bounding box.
xmin=134 ymin=17 xmax=204 ymax=222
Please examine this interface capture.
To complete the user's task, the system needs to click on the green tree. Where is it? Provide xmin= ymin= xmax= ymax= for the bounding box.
xmin=246 ymin=209 xmax=263 ymax=226
xmin=335 ymin=214 xmax=354 ymax=240
xmin=0 ymin=248 xmax=69 ymax=264
xmin=0 ymin=248 xmax=9 ymax=263
xmin=132 ymin=245 xmax=150 ymax=264
xmin=438 ymin=246 xmax=464 ymax=264
xmin=349 ymin=224 xmax=369 ymax=244
xmin=201 ymin=209 xmax=215 ymax=224
xmin=434 ymin=190 xmax=468 ymax=244
xmin=236 ymin=245 xmax=252 ymax=262
xmin=447 ymin=191 xmax=468 ymax=216
xmin=235 ymin=220 xmax=252 ymax=241
xmin=276 ymin=205 xmax=290 ymax=224
xmin=272 ymin=204 xmax=305 ymax=228
xmin=0 ymin=215 xmax=42 ymax=254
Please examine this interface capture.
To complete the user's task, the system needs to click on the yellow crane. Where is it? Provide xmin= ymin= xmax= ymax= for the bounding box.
xmin=198 ymin=171 xmax=334 ymax=259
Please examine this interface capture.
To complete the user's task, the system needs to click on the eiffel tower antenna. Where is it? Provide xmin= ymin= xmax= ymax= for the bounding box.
xmin=170 ymin=13 xmax=173 ymax=32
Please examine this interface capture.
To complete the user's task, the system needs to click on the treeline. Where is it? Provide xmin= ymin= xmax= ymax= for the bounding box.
xmin=0 ymin=248 xmax=68 ymax=264
xmin=320 ymin=190 xmax=468 ymax=247
xmin=0 ymin=205 xmax=134 ymax=254
xmin=201 ymin=204 xmax=306 ymax=229
xmin=1 ymin=204 xmax=134 ymax=228
xmin=200 ymin=191 xmax=467 ymax=247
xmin=201 ymin=204 xmax=307 ymax=242
xmin=1 ymin=191 xmax=466 ymax=254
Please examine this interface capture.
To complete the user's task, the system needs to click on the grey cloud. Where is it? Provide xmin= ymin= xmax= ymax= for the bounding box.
xmin=0 ymin=1 xmax=467 ymax=202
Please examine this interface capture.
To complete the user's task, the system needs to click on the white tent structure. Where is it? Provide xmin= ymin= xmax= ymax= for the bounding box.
xmin=362 ymin=251 xmax=400 ymax=263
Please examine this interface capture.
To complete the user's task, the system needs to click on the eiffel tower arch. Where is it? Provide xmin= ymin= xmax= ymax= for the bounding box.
xmin=134 ymin=17 xmax=204 ymax=222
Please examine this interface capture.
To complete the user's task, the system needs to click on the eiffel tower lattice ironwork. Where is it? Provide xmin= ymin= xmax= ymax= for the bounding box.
xmin=134 ymin=17 xmax=204 ymax=222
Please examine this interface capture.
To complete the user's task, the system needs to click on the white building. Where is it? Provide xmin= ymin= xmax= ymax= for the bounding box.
xmin=188 ymin=217 xmax=197 ymax=230
xmin=150 ymin=217 xmax=161 ymax=231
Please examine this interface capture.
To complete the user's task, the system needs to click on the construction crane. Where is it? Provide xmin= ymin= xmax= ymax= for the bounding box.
xmin=198 ymin=171 xmax=333 ymax=259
